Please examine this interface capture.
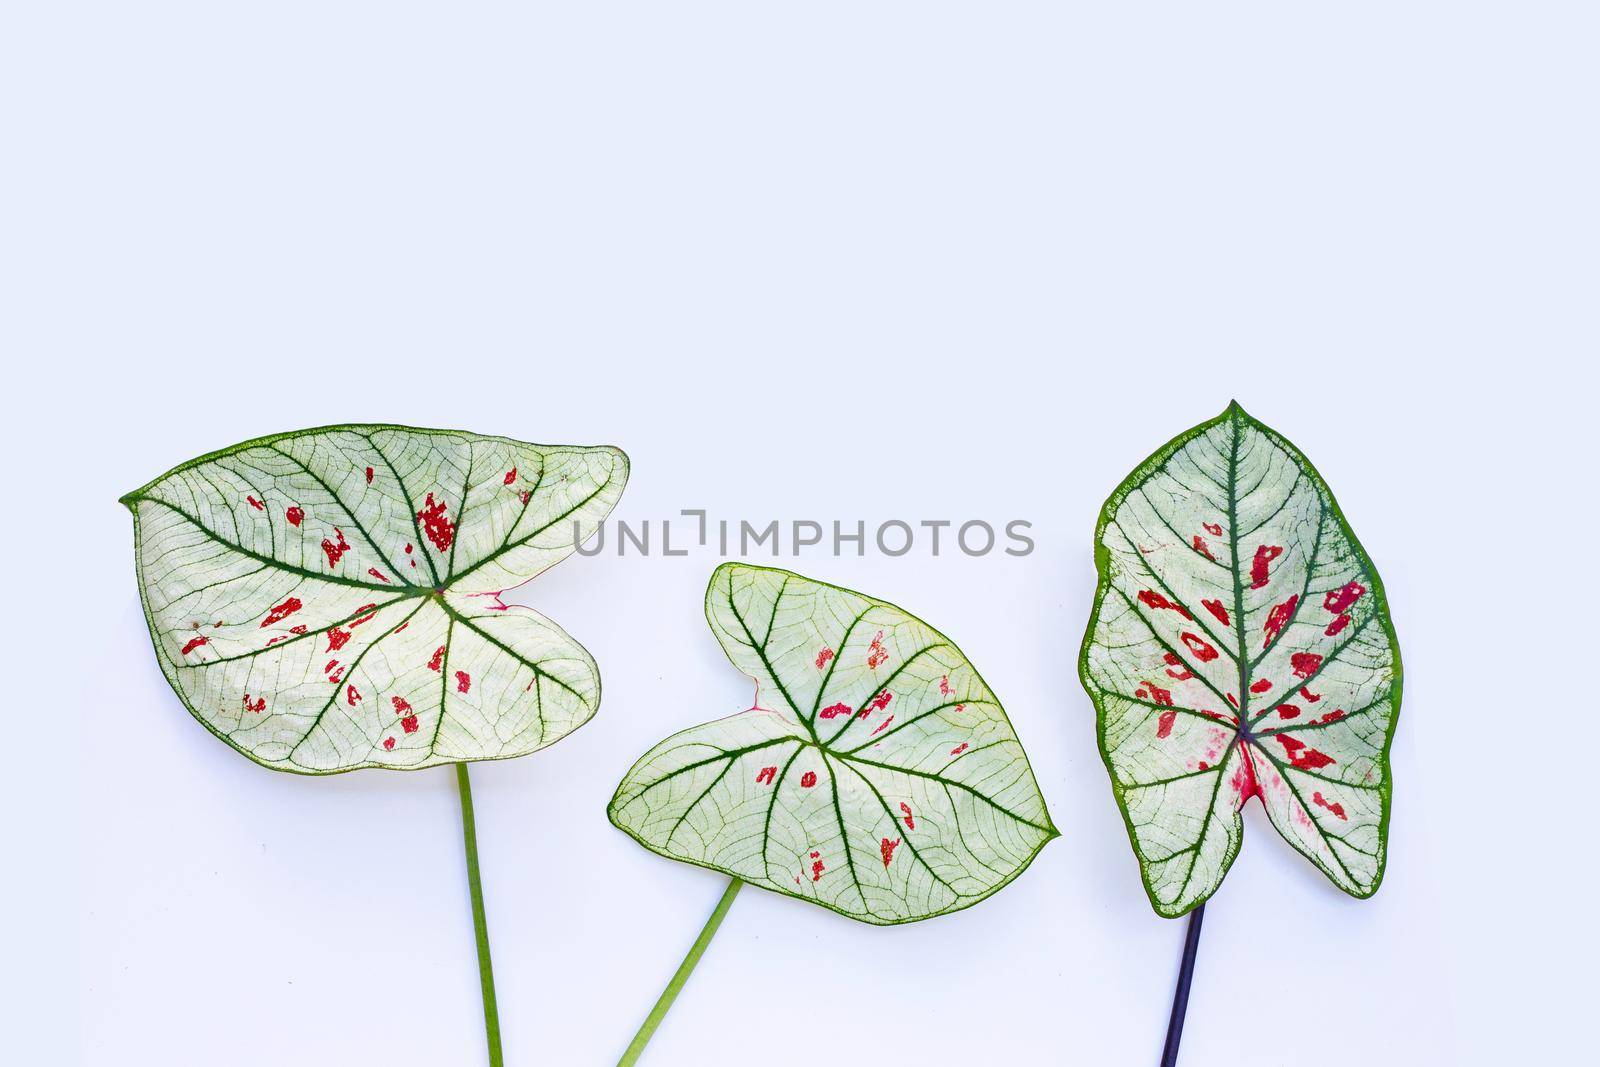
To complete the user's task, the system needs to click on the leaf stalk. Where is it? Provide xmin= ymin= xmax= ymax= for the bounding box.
xmin=456 ymin=762 xmax=504 ymax=1067
xmin=1160 ymin=901 xmax=1205 ymax=1067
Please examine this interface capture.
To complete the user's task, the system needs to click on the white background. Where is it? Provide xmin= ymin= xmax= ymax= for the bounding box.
xmin=6 ymin=3 xmax=1595 ymax=1065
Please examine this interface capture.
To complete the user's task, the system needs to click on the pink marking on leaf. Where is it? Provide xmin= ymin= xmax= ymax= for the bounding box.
xmin=1203 ymin=522 xmax=1223 ymax=536
xmin=899 ymin=802 xmax=915 ymax=830
xmin=456 ymin=671 xmax=471 ymax=693
xmin=1156 ymin=710 xmax=1178 ymax=738
xmin=1325 ymin=613 xmax=1352 ymax=636
xmin=1277 ymin=703 xmax=1301 ymax=720
xmin=1192 ymin=535 xmax=1216 ymax=561
xmin=755 ymin=765 xmax=777 ymax=785
xmin=504 ymin=467 xmax=517 ymax=485
xmin=365 ymin=467 xmax=374 ymax=483
xmin=180 ymin=635 xmax=208 ymax=655
xmin=800 ymin=770 xmax=817 ymax=788
xmin=868 ymin=690 xmax=893 ymax=712
xmin=819 ymin=702 xmax=853 ymax=720
xmin=1300 ymin=687 xmax=1321 ymax=703
xmin=391 ymin=695 xmax=412 ymax=714
xmin=286 ymin=505 xmax=304 ymax=527
xmin=815 ymin=647 xmax=834 ymax=669
xmin=383 ymin=736 xmax=395 ymax=750
xmin=247 ymin=495 xmax=264 ymax=511
xmin=367 ymin=568 xmax=390 ymax=583
xmin=1317 ymin=708 xmax=1347 ymax=725
xmin=939 ymin=674 xmax=951 ymax=696
xmin=870 ymin=715 xmax=894 ymax=735
xmin=866 ymin=631 xmax=889 ymax=670
xmin=243 ymin=693 xmax=266 ymax=713
xmin=950 ymin=743 xmax=969 ymax=756
xmin=326 ymin=627 xmax=351 ymax=652
xmin=400 ymin=715 xmax=419 ymax=734
xmin=327 ymin=666 xmax=344 ymax=684
xmin=880 ymin=837 xmax=901 ymax=868
xmin=428 ymin=646 xmax=445 ymax=672
xmin=1202 ymin=599 xmax=1230 ymax=626
xmin=1232 ymin=745 xmax=1264 ymax=804
xmin=346 ymin=684 xmax=362 ymax=706
xmin=1250 ymin=678 xmax=1273 ymax=694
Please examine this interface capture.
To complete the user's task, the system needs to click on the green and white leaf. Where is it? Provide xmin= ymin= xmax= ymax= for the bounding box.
xmin=123 ymin=424 xmax=628 ymax=773
xmin=1080 ymin=402 xmax=1401 ymax=917
xmin=610 ymin=564 xmax=1057 ymax=926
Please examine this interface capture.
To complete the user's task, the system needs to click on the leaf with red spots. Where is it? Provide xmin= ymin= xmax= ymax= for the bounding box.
xmin=121 ymin=424 xmax=628 ymax=772
xmin=1080 ymin=402 xmax=1401 ymax=917
xmin=609 ymin=563 xmax=1056 ymax=925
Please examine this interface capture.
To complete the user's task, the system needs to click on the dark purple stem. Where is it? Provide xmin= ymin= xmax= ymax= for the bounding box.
xmin=1159 ymin=902 xmax=1205 ymax=1067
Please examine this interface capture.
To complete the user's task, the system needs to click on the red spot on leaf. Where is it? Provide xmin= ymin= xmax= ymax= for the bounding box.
xmin=950 ymin=743 xmax=969 ymax=756
xmin=819 ymin=702 xmax=853 ymax=720
xmin=1275 ymin=734 xmax=1336 ymax=769
xmin=815 ymin=647 xmax=834 ymax=669
xmin=1312 ymin=791 xmax=1348 ymax=820
xmin=880 ymin=837 xmax=901 ymax=867
xmin=346 ymin=684 xmax=362 ymax=706
xmin=868 ymin=690 xmax=893 ymax=712
xmin=180 ymin=635 xmax=208 ymax=655
xmin=870 ymin=715 xmax=894 ymax=735
xmin=519 ymin=490 xmax=531 ymax=505
xmin=1324 ymin=581 xmax=1366 ymax=615
xmin=1263 ymin=594 xmax=1298 ymax=648
xmin=1300 ymin=687 xmax=1321 ymax=703
xmin=260 ymin=597 xmax=303 ymax=627
xmin=899 ymin=802 xmax=915 ymax=830
xmin=1232 ymin=745 xmax=1264 ymax=804
xmin=456 ymin=671 xmax=471 ymax=693
xmin=247 ymin=495 xmax=265 ymax=511
xmin=1250 ymin=678 xmax=1273 ymax=694
xmin=1250 ymin=545 xmax=1283 ymax=589
xmin=1137 ymin=590 xmax=1193 ymax=620
xmin=1203 ymin=522 xmax=1223 ymax=536
xmin=1226 ymin=692 xmax=1239 ymax=707
xmin=383 ymin=736 xmax=395 ymax=750
xmin=391 ymin=695 xmax=412 ymax=714
xmin=321 ymin=527 xmax=351 ymax=567
xmin=428 ymin=646 xmax=445 ymax=671
xmin=1138 ymin=682 xmax=1174 ymax=706
xmin=367 ymin=568 xmax=390 ymax=583
xmin=939 ymin=675 xmax=951 ymax=696
xmin=242 ymin=693 xmax=266 ymax=713
xmin=1163 ymin=651 xmax=1194 ymax=680
xmin=416 ymin=493 xmax=455 ymax=553
xmin=365 ymin=466 xmax=374 ymax=483
xmin=1180 ymin=632 xmax=1219 ymax=662
xmin=866 ymin=631 xmax=889 ymax=670
xmin=811 ymin=855 xmax=826 ymax=881
xmin=1325 ymin=613 xmax=1351 ymax=636
xmin=326 ymin=627 xmax=351 ymax=652
xmin=504 ymin=467 xmax=517 ymax=485
xmin=1191 ymin=535 xmax=1216 ymax=561
xmin=756 ymin=766 xmax=777 ymax=785
xmin=1291 ymin=652 xmax=1323 ymax=679
xmin=1277 ymin=703 xmax=1301 ymax=720
xmin=327 ymin=666 xmax=344 ymax=684
xmin=1202 ymin=599 xmax=1230 ymax=625
xmin=286 ymin=506 xmax=304 ymax=527
xmin=1156 ymin=710 xmax=1178 ymax=738
xmin=800 ymin=771 xmax=817 ymax=788
xmin=1317 ymin=708 xmax=1347 ymax=725
xmin=400 ymin=715 xmax=419 ymax=734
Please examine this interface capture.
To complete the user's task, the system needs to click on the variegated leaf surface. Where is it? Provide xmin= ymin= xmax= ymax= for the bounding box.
xmin=1080 ymin=402 xmax=1401 ymax=917
xmin=123 ymin=424 xmax=628 ymax=773
xmin=610 ymin=564 xmax=1057 ymax=925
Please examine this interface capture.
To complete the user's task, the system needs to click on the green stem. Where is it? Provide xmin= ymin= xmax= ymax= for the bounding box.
xmin=455 ymin=762 xmax=503 ymax=1067
xmin=617 ymin=877 xmax=743 ymax=1067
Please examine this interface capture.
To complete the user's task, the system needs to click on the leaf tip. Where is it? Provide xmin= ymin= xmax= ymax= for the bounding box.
xmin=1224 ymin=398 xmax=1248 ymax=421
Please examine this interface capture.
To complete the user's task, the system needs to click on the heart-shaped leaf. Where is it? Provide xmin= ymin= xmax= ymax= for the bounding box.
xmin=123 ymin=424 xmax=628 ymax=773
xmin=1080 ymin=402 xmax=1401 ymax=917
xmin=610 ymin=563 xmax=1057 ymax=925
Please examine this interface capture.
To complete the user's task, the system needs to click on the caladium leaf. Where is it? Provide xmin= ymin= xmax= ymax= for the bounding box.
xmin=122 ymin=424 xmax=628 ymax=773
xmin=610 ymin=563 xmax=1057 ymax=925
xmin=1080 ymin=402 xmax=1401 ymax=917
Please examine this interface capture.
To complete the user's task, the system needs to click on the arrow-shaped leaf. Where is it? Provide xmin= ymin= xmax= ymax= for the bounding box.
xmin=610 ymin=563 xmax=1057 ymax=925
xmin=1080 ymin=403 xmax=1401 ymax=917
xmin=123 ymin=424 xmax=628 ymax=773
